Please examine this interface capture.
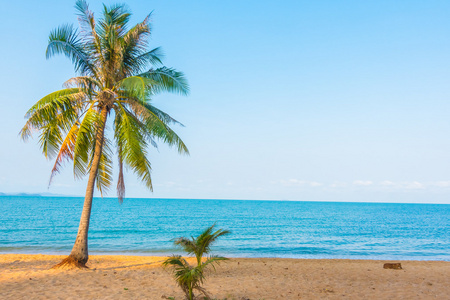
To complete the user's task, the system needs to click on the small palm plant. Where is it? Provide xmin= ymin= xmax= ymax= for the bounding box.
xmin=174 ymin=224 xmax=230 ymax=266
xmin=163 ymin=255 xmax=227 ymax=300
xmin=163 ymin=224 xmax=230 ymax=300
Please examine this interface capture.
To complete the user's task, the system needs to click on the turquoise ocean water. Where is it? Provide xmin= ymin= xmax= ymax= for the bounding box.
xmin=0 ymin=196 xmax=449 ymax=260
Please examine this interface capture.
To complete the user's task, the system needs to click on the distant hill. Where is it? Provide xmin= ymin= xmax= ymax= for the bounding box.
xmin=0 ymin=192 xmax=76 ymax=197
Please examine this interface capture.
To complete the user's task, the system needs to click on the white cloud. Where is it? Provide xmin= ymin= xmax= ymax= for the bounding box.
xmin=353 ymin=180 xmax=373 ymax=186
xmin=432 ymin=181 xmax=450 ymax=188
xmin=330 ymin=181 xmax=347 ymax=188
xmin=340 ymin=180 xmax=428 ymax=190
xmin=380 ymin=180 xmax=395 ymax=186
xmin=276 ymin=179 xmax=450 ymax=192
xmin=196 ymin=179 xmax=212 ymax=184
xmin=378 ymin=180 xmax=425 ymax=190
xmin=279 ymin=179 xmax=323 ymax=187
xmin=403 ymin=181 xmax=425 ymax=189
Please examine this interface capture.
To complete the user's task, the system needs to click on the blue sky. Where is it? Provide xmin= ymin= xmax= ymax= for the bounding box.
xmin=1 ymin=0 xmax=450 ymax=203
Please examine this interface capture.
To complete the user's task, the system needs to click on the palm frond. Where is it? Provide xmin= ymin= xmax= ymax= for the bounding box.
xmin=101 ymin=3 xmax=131 ymax=33
xmin=121 ymin=15 xmax=155 ymax=75
xmin=143 ymin=104 xmax=184 ymax=126
xmin=116 ymin=76 xmax=158 ymax=99
xmin=197 ymin=224 xmax=231 ymax=255
xmin=174 ymin=237 xmax=197 ymax=256
xmin=46 ymin=24 xmax=93 ymax=75
xmin=124 ymin=99 xmax=189 ymax=155
xmin=114 ymin=103 xmax=152 ymax=191
xmin=20 ymin=88 xmax=83 ymax=142
xmin=30 ymin=97 xmax=82 ymax=159
xmin=97 ymin=3 xmax=131 ymax=69
xmin=94 ymin=137 xmax=113 ymax=196
xmin=194 ymin=224 xmax=230 ymax=263
xmin=135 ymin=46 xmax=164 ymax=68
xmin=139 ymin=67 xmax=189 ymax=96
xmin=38 ymin=122 xmax=63 ymax=159
xmin=25 ymin=88 xmax=82 ymax=116
xmin=72 ymin=106 xmax=99 ymax=178
xmin=74 ymin=0 xmax=105 ymax=68
xmin=199 ymin=255 xmax=229 ymax=272
xmin=64 ymin=76 xmax=102 ymax=93
xmin=75 ymin=0 xmax=96 ymax=40
xmin=49 ymin=121 xmax=80 ymax=185
xmin=163 ymin=255 xmax=188 ymax=269
xmin=163 ymin=255 xmax=200 ymax=299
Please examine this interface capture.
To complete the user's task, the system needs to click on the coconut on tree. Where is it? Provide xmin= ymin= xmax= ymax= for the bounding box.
xmin=20 ymin=0 xmax=189 ymax=268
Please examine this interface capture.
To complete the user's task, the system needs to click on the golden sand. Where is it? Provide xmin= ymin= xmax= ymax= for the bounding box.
xmin=0 ymin=254 xmax=448 ymax=299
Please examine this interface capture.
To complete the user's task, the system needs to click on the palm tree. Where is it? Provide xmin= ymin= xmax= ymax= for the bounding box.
xmin=174 ymin=224 xmax=230 ymax=266
xmin=20 ymin=1 xmax=189 ymax=268
xmin=164 ymin=224 xmax=230 ymax=299
xmin=163 ymin=255 xmax=227 ymax=300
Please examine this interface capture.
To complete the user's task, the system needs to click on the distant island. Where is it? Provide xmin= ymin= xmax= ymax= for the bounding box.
xmin=0 ymin=192 xmax=74 ymax=197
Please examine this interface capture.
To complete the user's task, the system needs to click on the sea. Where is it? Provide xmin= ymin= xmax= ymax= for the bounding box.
xmin=1 ymin=196 xmax=449 ymax=261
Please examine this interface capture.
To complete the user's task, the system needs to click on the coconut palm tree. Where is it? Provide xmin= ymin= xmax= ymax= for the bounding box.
xmin=174 ymin=224 xmax=230 ymax=266
xmin=20 ymin=1 xmax=189 ymax=268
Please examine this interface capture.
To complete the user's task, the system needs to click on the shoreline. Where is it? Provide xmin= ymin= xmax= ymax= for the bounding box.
xmin=1 ymin=254 xmax=449 ymax=299
xmin=1 ymin=252 xmax=449 ymax=262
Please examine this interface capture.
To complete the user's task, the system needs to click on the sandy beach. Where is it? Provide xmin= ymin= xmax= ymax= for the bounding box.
xmin=0 ymin=254 xmax=448 ymax=299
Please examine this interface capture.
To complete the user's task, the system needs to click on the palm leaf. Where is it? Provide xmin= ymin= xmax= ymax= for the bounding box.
xmin=121 ymin=15 xmax=155 ymax=74
xmin=21 ymin=89 xmax=83 ymax=136
xmin=46 ymin=24 xmax=94 ymax=75
xmin=134 ymin=47 xmax=164 ymax=68
xmin=94 ymin=137 xmax=113 ymax=196
xmin=199 ymin=255 xmax=229 ymax=273
xmin=38 ymin=122 xmax=63 ymax=159
xmin=64 ymin=76 xmax=102 ymax=93
xmin=72 ymin=105 xmax=99 ymax=178
xmin=124 ymin=98 xmax=189 ymax=154
xmin=139 ymin=67 xmax=189 ymax=96
xmin=25 ymin=88 xmax=82 ymax=116
xmin=74 ymin=0 xmax=105 ymax=68
xmin=114 ymin=103 xmax=153 ymax=191
xmin=174 ymin=237 xmax=197 ymax=256
xmin=49 ymin=121 xmax=80 ymax=185
xmin=116 ymin=76 xmax=158 ymax=99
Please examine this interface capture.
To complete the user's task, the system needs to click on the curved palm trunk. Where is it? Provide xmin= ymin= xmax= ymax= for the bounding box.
xmin=54 ymin=107 xmax=108 ymax=268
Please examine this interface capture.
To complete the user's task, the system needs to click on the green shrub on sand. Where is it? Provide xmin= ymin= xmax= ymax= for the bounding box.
xmin=163 ymin=224 xmax=230 ymax=300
